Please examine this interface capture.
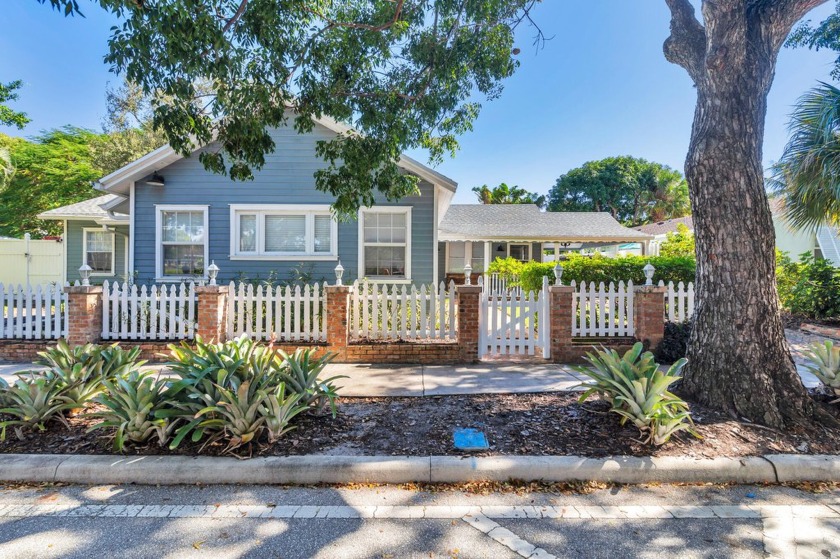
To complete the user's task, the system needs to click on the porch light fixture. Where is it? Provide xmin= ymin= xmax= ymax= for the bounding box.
xmin=334 ymin=261 xmax=344 ymax=286
xmin=643 ymin=262 xmax=655 ymax=286
xmin=79 ymin=263 xmax=92 ymax=286
xmin=464 ymin=264 xmax=472 ymax=285
xmin=207 ymin=261 xmax=219 ymax=285
xmin=146 ymin=172 xmax=165 ymax=187
xmin=553 ymin=262 xmax=563 ymax=286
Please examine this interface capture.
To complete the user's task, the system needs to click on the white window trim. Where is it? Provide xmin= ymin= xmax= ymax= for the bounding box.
xmin=508 ymin=243 xmax=531 ymax=262
xmin=155 ymin=205 xmax=209 ymax=282
xmin=358 ymin=206 xmax=412 ymax=282
xmin=82 ymin=227 xmax=116 ymax=276
xmin=228 ymin=204 xmax=338 ymax=261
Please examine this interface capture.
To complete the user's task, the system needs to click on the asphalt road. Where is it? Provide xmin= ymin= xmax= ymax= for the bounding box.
xmin=0 ymin=482 xmax=837 ymax=558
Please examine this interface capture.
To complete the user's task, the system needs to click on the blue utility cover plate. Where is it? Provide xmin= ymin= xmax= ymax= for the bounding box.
xmin=453 ymin=428 xmax=489 ymax=451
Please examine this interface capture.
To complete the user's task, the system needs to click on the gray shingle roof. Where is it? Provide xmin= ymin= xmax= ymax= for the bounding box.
xmin=633 ymin=216 xmax=694 ymax=236
xmin=38 ymin=195 xmax=124 ymax=220
xmin=438 ymin=205 xmax=652 ymax=241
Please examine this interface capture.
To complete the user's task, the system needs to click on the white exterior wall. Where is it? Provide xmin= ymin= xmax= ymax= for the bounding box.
xmin=0 ymin=235 xmax=64 ymax=286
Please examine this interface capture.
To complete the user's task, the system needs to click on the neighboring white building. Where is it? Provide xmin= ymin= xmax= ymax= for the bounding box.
xmin=769 ymin=198 xmax=840 ymax=264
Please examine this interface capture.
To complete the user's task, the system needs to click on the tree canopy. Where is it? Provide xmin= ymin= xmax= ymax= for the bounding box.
xmin=0 ymin=80 xmax=30 ymax=130
xmin=547 ymin=156 xmax=690 ymax=226
xmin=472 ymin=183 xmax=546 ymax=208
xmin=38 ymin=0 xmax=541 ymax=219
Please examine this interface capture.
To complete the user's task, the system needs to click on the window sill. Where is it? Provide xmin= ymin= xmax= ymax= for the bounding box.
xmin=228 ymin=255 xmax=339 ymax=262
xmin=155 ymin=277 xmax=207 ymax=283
xmin=361 ymin=277 xmax=413 ymax=284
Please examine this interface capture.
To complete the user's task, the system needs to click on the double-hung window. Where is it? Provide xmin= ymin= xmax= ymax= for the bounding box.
xmin=83 ymin=228 xmax=115 ymax=275
xmin=359 ymin=207 xmax=411 ymax=280
xmin=447 ymin=241 xmax=484 ymax=273
xmin=230 ymin=205 xmax=337 ymax=259
xmin=156 ymin=206 xmax=208 ymax=279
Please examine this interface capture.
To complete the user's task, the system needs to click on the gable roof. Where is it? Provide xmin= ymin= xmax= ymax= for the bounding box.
xmin=634 ymin=216 xmax=694 ymax=236
xmin=37 ymin=194 xmax=127 ymax=222
xmin=438 ymin=204 xmax=653 ymax=242
xmin=95 ymin=114 xmax=457 ymax=196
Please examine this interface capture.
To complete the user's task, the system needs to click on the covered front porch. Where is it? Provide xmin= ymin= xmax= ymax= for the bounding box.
xmin=436 ymin=204 xmax=654 ymax=285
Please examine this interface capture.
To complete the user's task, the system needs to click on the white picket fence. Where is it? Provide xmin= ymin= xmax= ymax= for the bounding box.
xmin=479 ymin=276 xmax=550 ymax=357
xmin=349 ymin=280 xmax=457 ymax=341
xmin=659 ymin=280 xmax=695 ymax=323
xmin=482 ymin=273 xmax=520 ymax=295
xmin=102 ymin=281 xmax=197 ymax=340
xmin=0 ymin=282 xmax=69 ymax=340
xmin=227 ymin=282 xmax=327 ymax=342
xmin=571 ymin=280 xmax=635 ymax=337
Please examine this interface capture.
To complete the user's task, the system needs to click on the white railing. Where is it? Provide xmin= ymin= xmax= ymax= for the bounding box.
xmin=479 ymin=275 xmax=550 ymax=357
xmin=659 ymin=280 xmax=695 ymax=323
xmin=481 ymin=273 xmax=520 ymax=295
xmin=571 ymin=280 xmax=635 ymax=337
xmin=227 ymin=282 xmax=327 ymax=342
xmin=102 ymin=281 xmax=197 ymax=340
xmin=0 ymin=283 xmax=69 ymax=340
xmin=349 ymin=280 xmax=457 ymax=341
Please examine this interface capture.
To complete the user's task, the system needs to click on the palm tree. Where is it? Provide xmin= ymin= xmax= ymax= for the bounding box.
xmin=771 ymin=82 xmax=840 ymax=230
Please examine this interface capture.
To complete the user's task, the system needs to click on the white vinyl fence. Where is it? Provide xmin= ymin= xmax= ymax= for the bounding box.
xmin=227 ymin=282 xmax=327 ymax=342
xmin=102 ymin=281 xmax=197 ymax=340
xmin=349 ymin=280 xmax=457 ymax=341
xmin=479 ymin=275 xmax=550 ymax=357
xmin=0 ymin=234 xmax=64 ymax=286
xmin=0 ymin=283 xmax=69 ymax=340
xmin=571 ymin=280 xmax=635 ymax=337
xmin=659 ymin=280 xmax=695 ymax=323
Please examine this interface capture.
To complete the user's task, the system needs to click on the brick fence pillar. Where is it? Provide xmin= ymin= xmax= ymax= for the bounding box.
xmin=633 ymin=285 xmax=666 ymax=351
xmin=548 ymin=285 xmax=575 ymax=363
xmin=65 ymin=285 xmax=103 ymax=346
xmin=456 ymin=285 xmax=482 ymax=363
xmin=195 ymin=285 xmax=229 ymax=343
xmin=325 ymin=285 xmax=350 ymax=360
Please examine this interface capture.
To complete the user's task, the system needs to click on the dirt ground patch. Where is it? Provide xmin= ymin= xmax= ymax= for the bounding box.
xmin=2 ymin=391 xmax=839 ymax=459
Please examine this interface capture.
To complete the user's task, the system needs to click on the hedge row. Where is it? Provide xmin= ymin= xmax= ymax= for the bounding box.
xmin=488 ymin=254 xmax=696 ymax=292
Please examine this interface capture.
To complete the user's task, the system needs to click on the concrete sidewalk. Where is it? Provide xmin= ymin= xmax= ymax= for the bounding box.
xmin=0 ymin=361 xmax=587 ymax=397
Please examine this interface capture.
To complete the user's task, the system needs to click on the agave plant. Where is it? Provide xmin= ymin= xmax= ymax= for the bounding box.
xmin=275 ymin=349 xmax=344 ymax=416
xmin=190 ymin=379 xmax=270 ymax=451
xmin=0 ymin=376 xmax=74 ymax=440
xmin=575 ymin=343 xmax=699 ymax=446
xmin=803 ymin=340 xmax=840 ymax=402
xmin=263 ymin=383 xmax=307 ymax=443
xmin=88 ymin=371 xmax=177 ymax=451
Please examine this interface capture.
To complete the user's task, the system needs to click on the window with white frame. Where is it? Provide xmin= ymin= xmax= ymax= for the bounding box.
xmin=230 ymin=206 xmax=337 ymax=259
xmin=509 ymin=243 xmax=530 ymax=263
xmin=83 ymin=229 xmax=115 ymax=275
xmin=157 ymin=207 xmax=208 ymax=278
xmin=447 ymin=242 xmax=484 ymax=273
xmin=360 ymin=208 xmax=411 ymax=279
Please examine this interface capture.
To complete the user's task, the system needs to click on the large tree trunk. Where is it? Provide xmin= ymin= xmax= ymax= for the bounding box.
xmin=664 ymin=0 xmax=830 ymax=429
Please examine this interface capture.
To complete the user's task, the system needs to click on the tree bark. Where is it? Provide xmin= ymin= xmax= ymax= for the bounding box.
xmin=664 ymin=0 xmax=831 ymax=428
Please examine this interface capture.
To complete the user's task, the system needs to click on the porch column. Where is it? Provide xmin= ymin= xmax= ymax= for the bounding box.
xmin=464 ymin=241 xmax=472 ymax=280
xmin=554 ymin=243 xmax=560 ymax=262
xmin=484 ymin=241 xmax=491 ymax=271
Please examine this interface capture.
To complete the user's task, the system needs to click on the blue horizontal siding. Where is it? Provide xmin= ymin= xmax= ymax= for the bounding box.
xmin=65 ymin=220 xmax=129 ymax=284
xmin=132 ymin=121 xmax=437 ymax=285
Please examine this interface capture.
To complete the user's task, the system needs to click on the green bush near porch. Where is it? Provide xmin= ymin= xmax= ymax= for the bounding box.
xmin=488 ymin=254 xmax=696 ymax=293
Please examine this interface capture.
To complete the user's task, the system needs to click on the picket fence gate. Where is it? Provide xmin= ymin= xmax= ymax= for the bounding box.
xmin=226 ymin=282 xmax=327 ymax=342
xmin=571 ymin=280 xmax=635 ymax=337
xmin=479 ymin=276 xmax=550 ymax=358
xmin=349 ymin=280 xmax=457 ymax=341
xmin=659 ymin=280 xmax=695 ymax=323
xmin=0 ymin=282 xmax=70 ymax=340
xmin=102 ymin=281 xmax=197 ymax=340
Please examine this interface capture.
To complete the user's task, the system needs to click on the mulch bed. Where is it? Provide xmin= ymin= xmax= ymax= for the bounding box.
xmin=2 ymin=391 xmax=839 ymax=459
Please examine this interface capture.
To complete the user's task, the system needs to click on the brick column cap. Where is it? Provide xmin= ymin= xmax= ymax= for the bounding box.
xmin=549 ymin=285 xmax=576 ymax=294
xmin=634 ymin=285 xmax=666 ymax=294
xmin=456 ymin=285 xmax=482 ymax=294
xmin=65 ymin=285 xmax=103 ymax=294
xmin=325 ymin=285 xmax=351 ymax=293
xmin=195 ymin=285 xmax=229 ymax=294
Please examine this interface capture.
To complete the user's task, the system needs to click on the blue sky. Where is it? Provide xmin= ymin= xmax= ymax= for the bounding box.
xmin=1 ymin=1 xmax=838 ymax=205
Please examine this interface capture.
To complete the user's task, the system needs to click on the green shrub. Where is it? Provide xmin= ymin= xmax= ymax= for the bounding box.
xmin=486 ymin=257 xmax=525 ymax=285
xmin=776 ymin=252 xmax=840 ymax=319
xmin=803 ymin=340 xmax=840 ymax=402
xmin=88 ymin=371 xmax=176 ymax=451
xmin=574 ymin=343 xmax=699 ymax=446
xmin=0 ymin=376 xmax=74 ymax=440
xmin=659 ymin=223 xmax=695 ymax=258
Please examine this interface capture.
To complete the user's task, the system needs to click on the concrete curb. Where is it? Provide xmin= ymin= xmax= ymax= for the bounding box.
xmin=0 ymin=454 xmax=835 ymax=486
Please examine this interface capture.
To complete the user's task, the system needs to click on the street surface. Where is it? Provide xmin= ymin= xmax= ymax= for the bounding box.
xmin=0 ymin=482 xmax=836 ymax=558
